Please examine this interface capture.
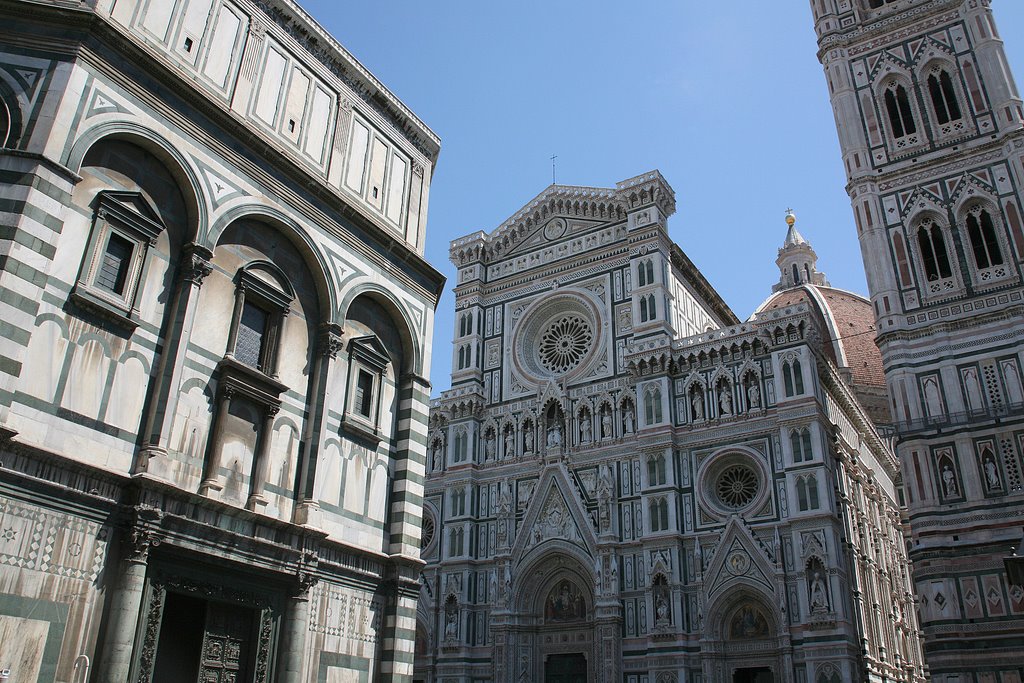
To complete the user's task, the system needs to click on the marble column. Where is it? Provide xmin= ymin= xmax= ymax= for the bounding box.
xmin=97 ymin=522 xmax=159 ymax=683
xmin=276 ymin=574 xmax=316 ymax=683
xmin=247 ymin=404 xmax=279 ymax=511
xmin=199 ymin=385 xmax=234 ymax=495
xmin=135 ymin=244 xmax=212 ymax=477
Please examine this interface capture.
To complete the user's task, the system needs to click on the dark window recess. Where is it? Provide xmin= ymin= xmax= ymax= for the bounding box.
xmin=918 ymin=224 xmax=953 ymax=281
xmin=372 ymin=186 xmax=379 ymax=199
xmin=355 ymin=370 xmax=374 ymax=418
xmin=967 ymin=210 xmax=1004 ymax=269
xmin=95 ymin=232 xmax=133 ymax=295
xmin=287 ymin=119 xmax=295 ymax=133
xmin=884 ymin=85 xmax=916 ymax=138
xmin=183 ymin=37 xmax=194 ymax=52
xmin=928 ymin=71 xmax=962 ymax=125
xmin=235 ymin=302 xmax=268 ymax=369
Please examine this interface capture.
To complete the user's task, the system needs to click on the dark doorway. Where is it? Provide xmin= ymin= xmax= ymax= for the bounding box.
xmin=734 ymin=667 xmax=773 ymax=683
xmin=545 ymin=653 xmax=587 ymax=683
xmin=152 ymin=592 xmax=257 ymax=683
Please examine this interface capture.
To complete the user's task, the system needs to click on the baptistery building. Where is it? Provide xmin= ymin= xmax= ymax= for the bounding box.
xmin=418 ymin=174 xmax=924 ymax=683
xmin=0 ymin=0 xmax=441 ymax=681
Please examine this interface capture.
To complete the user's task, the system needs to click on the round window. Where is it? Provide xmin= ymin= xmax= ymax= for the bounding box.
xmin=715 ymin=464 xmax=759 ymax=509
xmin=538 ymin=315 xmax=594 ymax=374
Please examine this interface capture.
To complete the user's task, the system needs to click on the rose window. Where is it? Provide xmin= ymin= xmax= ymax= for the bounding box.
xmin=538 ymin=315 xmax=593 ymax=374
xmin=420 ymin=514 xmax=435 ymax=552
xmin=715 ymin=465 xmax=759 ymax=509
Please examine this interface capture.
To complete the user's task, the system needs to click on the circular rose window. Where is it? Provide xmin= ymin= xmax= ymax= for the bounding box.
xmin=716 ymin=465 xmax=759 ymax=509
xmin=539 ymin=315 xmax=594 ymax=374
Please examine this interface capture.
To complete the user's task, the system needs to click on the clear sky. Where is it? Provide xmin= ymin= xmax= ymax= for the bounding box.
xmin=301 ymin=1 xmax=1024 ymax=397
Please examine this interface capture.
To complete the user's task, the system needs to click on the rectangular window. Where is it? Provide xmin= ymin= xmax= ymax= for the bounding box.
xmin=95 ymin=232 xmax=134 ymax=295
xmin=355 ymin=369 xmax=374 ymax=418
xmin=235 ymin=301 xmax=268 ymax=369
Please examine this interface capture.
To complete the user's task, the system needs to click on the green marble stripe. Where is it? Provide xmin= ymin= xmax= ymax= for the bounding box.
xmin=0 ymin=254 xmax=48 ymax=287
xmin=0 ymin=318 xmax=31 ymax=346
xmin=0 ymin=197 xmax=64 ymax=233
xmin=389 ymin=470 xmax=425 ymax=486
xmin=0 ymin=224 xmax=57 ymax=259
xmin=0 ymin=169 xmax=71 ymax=206
xmin=0 ymin=353 xmax=21 ymax=376
xmin=0 ymin=286 xmax=40 ymax=316
xmin=388 ymin=486 xmax=424 ymax=504
xmin=388 ymin=532 xmax=419 ymax=547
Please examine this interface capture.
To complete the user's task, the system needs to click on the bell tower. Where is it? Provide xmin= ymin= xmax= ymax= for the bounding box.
xmin=813 ymin=2 xmax=1024 ymax=682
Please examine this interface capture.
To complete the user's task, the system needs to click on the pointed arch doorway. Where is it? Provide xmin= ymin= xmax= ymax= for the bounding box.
xmin=545 ymin=652 xmax=588 ymax=683
xmin=703 ymin=590 xmax=788 ymax=683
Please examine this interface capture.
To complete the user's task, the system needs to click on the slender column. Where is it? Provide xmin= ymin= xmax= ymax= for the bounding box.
xmin=97 ymin=514 xmax=161 ymax=683
xmin=199 ymin=386 xmax=234 ymax=495
xmin=295 ymin=323 xmax=342 ymax=526
xmin=135 ymin=245 xmax=212 ymax=476
xmin=224 ymin=285 xmax=247 ymax=360
xmin=276 ymin=573 xmax=317 ymax=683
xmin=247 ymin=404 xmax=279 ymax=511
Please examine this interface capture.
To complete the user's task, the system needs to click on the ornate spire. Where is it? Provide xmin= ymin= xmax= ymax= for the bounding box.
xmin=773 ymin=209 xmax=828 ymax=292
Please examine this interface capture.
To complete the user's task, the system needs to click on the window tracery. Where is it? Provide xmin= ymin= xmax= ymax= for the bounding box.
xmin=538 ymin=314 xmax=593 ymax=374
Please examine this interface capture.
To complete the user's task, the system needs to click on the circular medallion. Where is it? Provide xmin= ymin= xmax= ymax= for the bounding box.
xmin=543 ymin=218 xmax=567 ymax=240
xmin=726 ymin=550 xmax=751 ymax=576
xmin=539 ymin=315 xmax=594 ymax=374
xmin=716 ymin=464 xmax=759 ymax=509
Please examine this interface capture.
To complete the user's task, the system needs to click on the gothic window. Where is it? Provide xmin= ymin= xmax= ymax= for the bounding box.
xmin=797 ymin=474 xmax=820 ymax=511
xmin=649 ymin=497 xmax=670 ymax=532
xmin=791 ymin=427 xmax=814 ymax=463
xmin=716 ymin=464 xmax=759 ymax=509
xmin=782 ymin=358 xmax=804 ymax=397
xmin=792 ymin=263 xmax=800 ymax=285
xmin=453 ymin=428 xmax=468 ymax=463
xmin=448 ymin=527 xmax=465 ymax=557
xmin=644 ymin=386 xmax=663 ymax=424
xmin=648 ymin=453 xmax=667 ymax=486
xmin=927 ymin=68 xmax=963 ymax=125
xmin=638 ymin=258 xmax=655 ymax=287
xmin=965 ymin=206 xmax=1004 ymax=270
xmin=458 ymin=312 xmax=472 ymax=337
xmin=915 ymin=217 xmax=954 ymax=282
xmin=882 ymin=81 xmax=917 ymax=139
xmin=640 ymin=293 xmax=657 ymax=322
xmin=72 ymin=191 xmax=165 ymax=324
xmin=450 ymin=487 xmax=466 ymax=516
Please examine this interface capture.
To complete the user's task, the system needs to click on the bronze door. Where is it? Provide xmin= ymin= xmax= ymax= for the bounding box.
xmin=198 ymin=601 xmax=254 ymax=683
xmin=544 ymin=653 xmax=587 ymax=683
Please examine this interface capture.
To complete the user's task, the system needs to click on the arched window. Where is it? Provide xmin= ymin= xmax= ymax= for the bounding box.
xmin=791 ymin=428 xmax=814 ymax=462
xmin=648 ymin=453 xmax=667 ymax=486
xmin=448 ymin=527 xmax=465 ymax=557
xmin=965 ymin=207 xmax=1004 ymax=270
xmin=637 ymin=258 xmax=655 ymax=287
xmin=783 ymin=359 xmax=804 ymax=397
xmin=453 ymin=429 xmax=468 ymax=462
xmin=640 ymin=294 xmax=657 ymax=322
xmin=649 ymin=497 xmax=669 ymax=532
xmin=457 ymin=346 xmax=466 ymax=369
xmin=883 ymin=82 xmax=916 ymax=138
xmin=797 ymin=475 xmax=820 ymax=511
xmin=915 ymin=218 xmax=953 ymax=281
xmin=927 ymin=68 xmax=963 ymax=125
xmin=792 ymin=263 xmax=800 ymax=284
xmin=644 ymin=387 xmax=663 ymax=424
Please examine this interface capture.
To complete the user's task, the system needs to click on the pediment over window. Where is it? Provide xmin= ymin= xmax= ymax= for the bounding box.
xmin=348 ymin=335 xmax=391 ymax=372
xmin=94 ymin=190 xmax=165 ymax=242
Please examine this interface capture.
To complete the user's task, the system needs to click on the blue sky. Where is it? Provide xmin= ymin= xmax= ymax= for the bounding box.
xmin=301 ymin=1 xmax=1024 ymax=396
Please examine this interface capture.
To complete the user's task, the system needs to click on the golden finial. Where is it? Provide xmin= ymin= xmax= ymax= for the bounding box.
xmin=785 ymin=208 xmax=796 ymax=226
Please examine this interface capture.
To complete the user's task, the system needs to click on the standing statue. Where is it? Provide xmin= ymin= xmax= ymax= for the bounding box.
xmin=747 ymin=382 xmax=761 ymax=409
xmin=524 ymin=425 xmax=535 ymax=453
xmin=942 ymin=463 xmax=958 ymax=496
xmin=691 ymin=392 xmax=704 ymax=420
xmin=810 ymin=572 xmax=828 ymax=611
xmin=580 ymin=414 xmax=592 ymax=443
xmin=504 ymin=428 xmax=515 ymax=459
xmin=623 ymin=404 xmax=635 ymax=433
xmin=719 ymin=388 xmax=733 ymax=416
xmin=547 ymin=421 xmax=563 ymax=449
xmin=601 ymin=408 xmax=613 ymax=439
xmin=485 ymin=431 xmax=495 ymax=459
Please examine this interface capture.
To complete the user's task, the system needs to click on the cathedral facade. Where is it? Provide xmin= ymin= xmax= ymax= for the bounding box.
xmin=0 ymin=0 xmax=441 ymax=681
xmin=812 ymin=1 xmax=1024 ymax=681
xmin=418 ymin=174 xmax=923 ymax=683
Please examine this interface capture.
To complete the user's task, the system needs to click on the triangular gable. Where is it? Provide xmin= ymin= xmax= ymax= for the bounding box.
xmin=512 ymin=466 xmax=596 ymax=562
xmin=911 ymin=35 xmax=955 ymax=64
xmin=703 ymin=518 xmax=778 ymax=600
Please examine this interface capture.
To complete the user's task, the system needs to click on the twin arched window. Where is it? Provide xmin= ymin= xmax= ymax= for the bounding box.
xmin=797 ymin=475 xmax=820 ymax=512
xmin=648 ymin=453 xmax=667 ymax=486
xmin=649 ymin=497 xmax=670 ymax=532
xmin=782 ymin=358 xmax=805 ymax=397
xmin=637 ymin=258 xmax=655 ymax=287
xmin=644 ymin=386 xmax=663 ymax=424
xmin=639 ymin=293 xmax=657 ymax=323
xmin=965 ymin=206 xmax=1004 ymax=270
xmin=883 ymin=82 xmax=916 ymax=139
xmin=916 ymin=217 xmax=953 ymax=282
xmin=453 ymin=429 xmax=468 ymax=462
xmin=927 ymin=68 xmax=962 ymax=125
xmin=458 ymin=312 xmax=473 ymax=337
xmin=791 ymin=428 xmax=814 ymax=463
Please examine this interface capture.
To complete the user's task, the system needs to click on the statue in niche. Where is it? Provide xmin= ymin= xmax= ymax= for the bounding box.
xmin=431 ymin=441 xmax=441 ymax=471
xmin=810 ymin=572 xmax=829 ymax=612
xmin=524 ymin=423 xmax=535 ymax=453
xmin=545 ymin=580 xmax=586 ymax=621
xmin=691 ymin=391 xmax=704 ymax=420
xmin=981 ymin=447 xmax=1001 ymax=491
xmin=601 ymin=406 xmax=613 ymax=439
xmin=504 ymin=428 xmax=515 ymax=459
xmin=546 ymin=421 xmax=563 ymax=449
xmin=485 ymin=431 xmax=495 ymax=460
xmin=489 ymin=570 xmax=498 ymax=601
xmin=444 ymin=598 xmax=459 ymax=640
xmin=730 ymin=604 xmax=769 ymax=639
xmin=719 ymin=387 xmax=733 ymax=416
xmin=747 ymin=380 xmax=761 ymax=409
xmin=580 ymin=413 xmax=592 ymax=443
xmin=623 ymin=402 xmax=635 ymax=433
xmin=498 ymin=481 xmax=512 ymax=515
xmin=941 ymin=461 xmax=958 ymax=496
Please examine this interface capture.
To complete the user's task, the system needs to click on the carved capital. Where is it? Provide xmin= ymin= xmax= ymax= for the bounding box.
xmin=318 ymin=323 xmax=344 ymax=359
xmin=180 ymin=244 xmax=214 ymax=286
xmin=125 ymin=507 xmax=163 ymax=564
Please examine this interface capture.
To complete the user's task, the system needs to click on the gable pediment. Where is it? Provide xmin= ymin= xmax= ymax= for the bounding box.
xmin=512 ymin=466 xmax=596 ymax=562
xmin=703 ymin=518 xmax=779 ymax=599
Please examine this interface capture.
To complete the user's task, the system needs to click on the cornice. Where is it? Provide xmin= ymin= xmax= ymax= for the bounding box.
xmin=816 ymin=0 xmax=962 ymax=60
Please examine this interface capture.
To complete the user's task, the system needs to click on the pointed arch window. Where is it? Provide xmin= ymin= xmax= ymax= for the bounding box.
xmin=638 ymin=258 xmax=655 ymax=287
xmin=927 ymin=68 xmax=962 ymax=125
xmin=965 ymin=207 xmax=1004 ymax=270
xmin=792 ymin=263 xmax=800 ymax=285
xmin=782 ymin=358 xmax=805 ymax=397
xmin=453 ymin=428 xmax=468 ymax=463
xmin=648 ymin=453 xmax=667 ymax=486
xmin=791 ymin=428 xmax=814 ymax=463
xmin=797 ymin=475 xmax=820 ymax=512
xmin=649 ymin=497 xmax=670 ymax=532
xmin=640 ymin=293 xmax=657 ymax=323
xmin=883 ymin=82 xmax=917 ymax=139
xmin=916 ymin=218 xmax=953 ymax=281
xmin=644 ymin=386 xmax=663 ymax=425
